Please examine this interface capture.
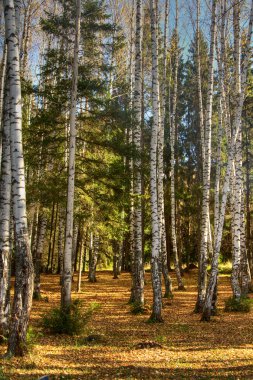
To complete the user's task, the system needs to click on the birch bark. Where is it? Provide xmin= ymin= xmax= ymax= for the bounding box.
xmin=231 ymin=0 xmax=242 ymax=299
xmin=61 ymin=0 xmax=81 ymax=309
xmin=195 ymin=0 xmax=216 ymax=312
xmin=4 ymin=0 xmax=34 ymax=356
xmin=202 ymin=0 xmax=253 ymax=321
xmin=158 ymin=0 xmax=172 ymax=298
xmin=170 ymin=0 xmax=185 ymax=290
xmin=0 ymin=44 xmax=7 ymax=171
xmin=149 ymin=0 xmax=163 ymax=322
xmin=132 ymin=0 xmax=144 ymax=307
xmin=0 ymin=86 xmax=11 ymax=337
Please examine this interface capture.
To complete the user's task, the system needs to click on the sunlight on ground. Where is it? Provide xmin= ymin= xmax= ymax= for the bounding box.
xmin=1 ymin=270 xmax=253 ymax=379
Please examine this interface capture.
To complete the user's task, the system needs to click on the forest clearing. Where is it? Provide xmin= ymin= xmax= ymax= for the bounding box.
xmin=0 ymin=0 xmax=253 ymax=378
xmin=1 ymin=270 xmax=253 ymax=380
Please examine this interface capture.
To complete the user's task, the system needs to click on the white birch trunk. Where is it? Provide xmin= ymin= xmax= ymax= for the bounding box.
xmin=61 ymin=0 xmax=81 ymax=309
xmin=202 ymin=0 xmax=253 ymax=320
xmin=158 ymin=0 xmax=172 ymax=298
xmin=129 ymin=0 xmax=136 ymax=302
xmin=4 ymin=0 xmax=34 ymax=356
xmin=231 ymin=0 xmax=242 ymax=299
xmin=0 ymin=86 xmax=11 ymax=337
xmin=170 ymin=0 xmax=185 ymax=290
xmin=240 ymin=189 xmax=251 ymax=295
xmin=132 ymin=0 xmax=144 ymax=307
xmin=149 ymin=0 xmax=163 ymax=322
xmin=195 ymin=0 xmax=216 ymax=312
xmin=20 ymin=0 xmax=32 ymax=79
xmin=0 ymin=44 xmax=7 ymax=172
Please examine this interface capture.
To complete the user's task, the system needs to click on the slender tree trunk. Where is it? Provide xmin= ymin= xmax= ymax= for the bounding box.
xmin=88 ymin=232 xmax=98 ymax=283
xmin=170 ymin=0 xmax=185 ymax=291
xmin=33 ymin=212 xmax=47 ymax=299
xmin=58 ymin=208 xmax=64 ymax=284
xmin=71 ymin=222 xmax=78 ymax=275
xmin=195 ymin=0 xmax=216 ymax=312
xmin=149 ymin=0 xmax=163 ymax=322
xmin=20 ymin=0 xmax=32 ymax=79
xmin=245 ymin=127 xmax=252 ymax=276
xmin=128 ymin=0 xmax=135 ymax=287
xmin=0 ymin=44 xmax=7 ymax=171
xmin=158 ymin=0 xmax=172 ymax=298
xmin=231 ymin=0 xmax=242 ymax=300
xmin=240 ymin=191 xmax=251 ymax=295
xmin=4 ymin=0 xmax=34 ymax=356
xmin=131 ymin=0 xmax=144 ymax=307
xmin=50 ymin=202 xmax=58 ymax=273
xmin=61 ymin=0 xmax=81 ymax=309
xmin=113 ymin=240 xmax=120 ymax=279
xmin=47 ymin=202 xmax=55 ymax=272
xmin=77 ymin=229 xmax=86 ymax=292
xmin=0 ymin=84 xmax=11 ymax=337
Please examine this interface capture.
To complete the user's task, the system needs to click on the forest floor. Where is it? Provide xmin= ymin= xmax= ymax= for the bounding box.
xmin=1 ymin=270 xmax=253 ymax=379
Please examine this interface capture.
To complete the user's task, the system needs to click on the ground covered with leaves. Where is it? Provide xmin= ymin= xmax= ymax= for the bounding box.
xmin=1 ymin=270 xmax=253 ymax=379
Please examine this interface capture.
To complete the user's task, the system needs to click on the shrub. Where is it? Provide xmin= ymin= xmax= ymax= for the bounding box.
xmin=0 ymin=368 xmax=8 ymax=380
xmin=224 ymin=296 xmax=253 ymax=313
xmin=42 ymin=300 xmax=100 ymax=335
xmin=130 ymin=302 xmax=149 ymax=315
xmin=26 ymin=327 xmax=43 ymax=351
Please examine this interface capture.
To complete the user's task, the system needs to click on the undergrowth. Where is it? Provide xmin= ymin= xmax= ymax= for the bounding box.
xmin=224 ymin=296 xmax=253 ymax=312
xmin=130 ymin=302 xmax=148 ymax=315
xmin=42 ymin=300 xmax=101 ymax=335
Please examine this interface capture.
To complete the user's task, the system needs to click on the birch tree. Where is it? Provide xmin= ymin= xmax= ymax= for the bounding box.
xmin=149 ymin=0 xmax=163 ymax=322
xmin=0 ymin=85 xmax=11 ymax=337
xmin=195 ymin=0 xmax=216 ymax=313
xmin=0 ymin=44 xmax=7 ymax=170
xmin=230 ymin=0 xmax=243 ymax=300
xmin=131 ymin=0 xmax=144 ymax=308
xmin=4 ymin=0 xmax=34 ymax=356
xmin=202 ymin=0 xmax=253 ymax=321
xmin=170 ymin=0 xmax=185 ymax=290
xmin=158 ymin=0 xmax=172 ymax=298
xmin=61 ymin=0 xmax=81 ymax=310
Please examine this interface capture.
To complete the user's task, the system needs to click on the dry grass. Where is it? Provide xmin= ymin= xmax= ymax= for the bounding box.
xmin=1 ymin=270 xmax=253 ymax=379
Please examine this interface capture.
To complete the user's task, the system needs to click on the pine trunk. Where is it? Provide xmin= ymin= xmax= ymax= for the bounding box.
xmin=88 ymin=233 xmax=98 ymax=283
xmin=33 ymin=212 xmax=47 ymax=299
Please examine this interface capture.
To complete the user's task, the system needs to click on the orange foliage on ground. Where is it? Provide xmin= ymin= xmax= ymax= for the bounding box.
xmin=0 ymin=270 xmax=253 ymax=379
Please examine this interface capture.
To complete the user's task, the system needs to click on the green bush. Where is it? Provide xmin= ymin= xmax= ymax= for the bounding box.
xmin=26 ymin=327 xmax=43 ymax=351
xmin=42 ymin=300 xmax=100 ymax=335
xmin=130 ymin=302 xmax=148 ymax=315
xmin=224 ymin=296 xmax=253 ymax=313
xmin=0 ymin=368 xmax=8 ymax=380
